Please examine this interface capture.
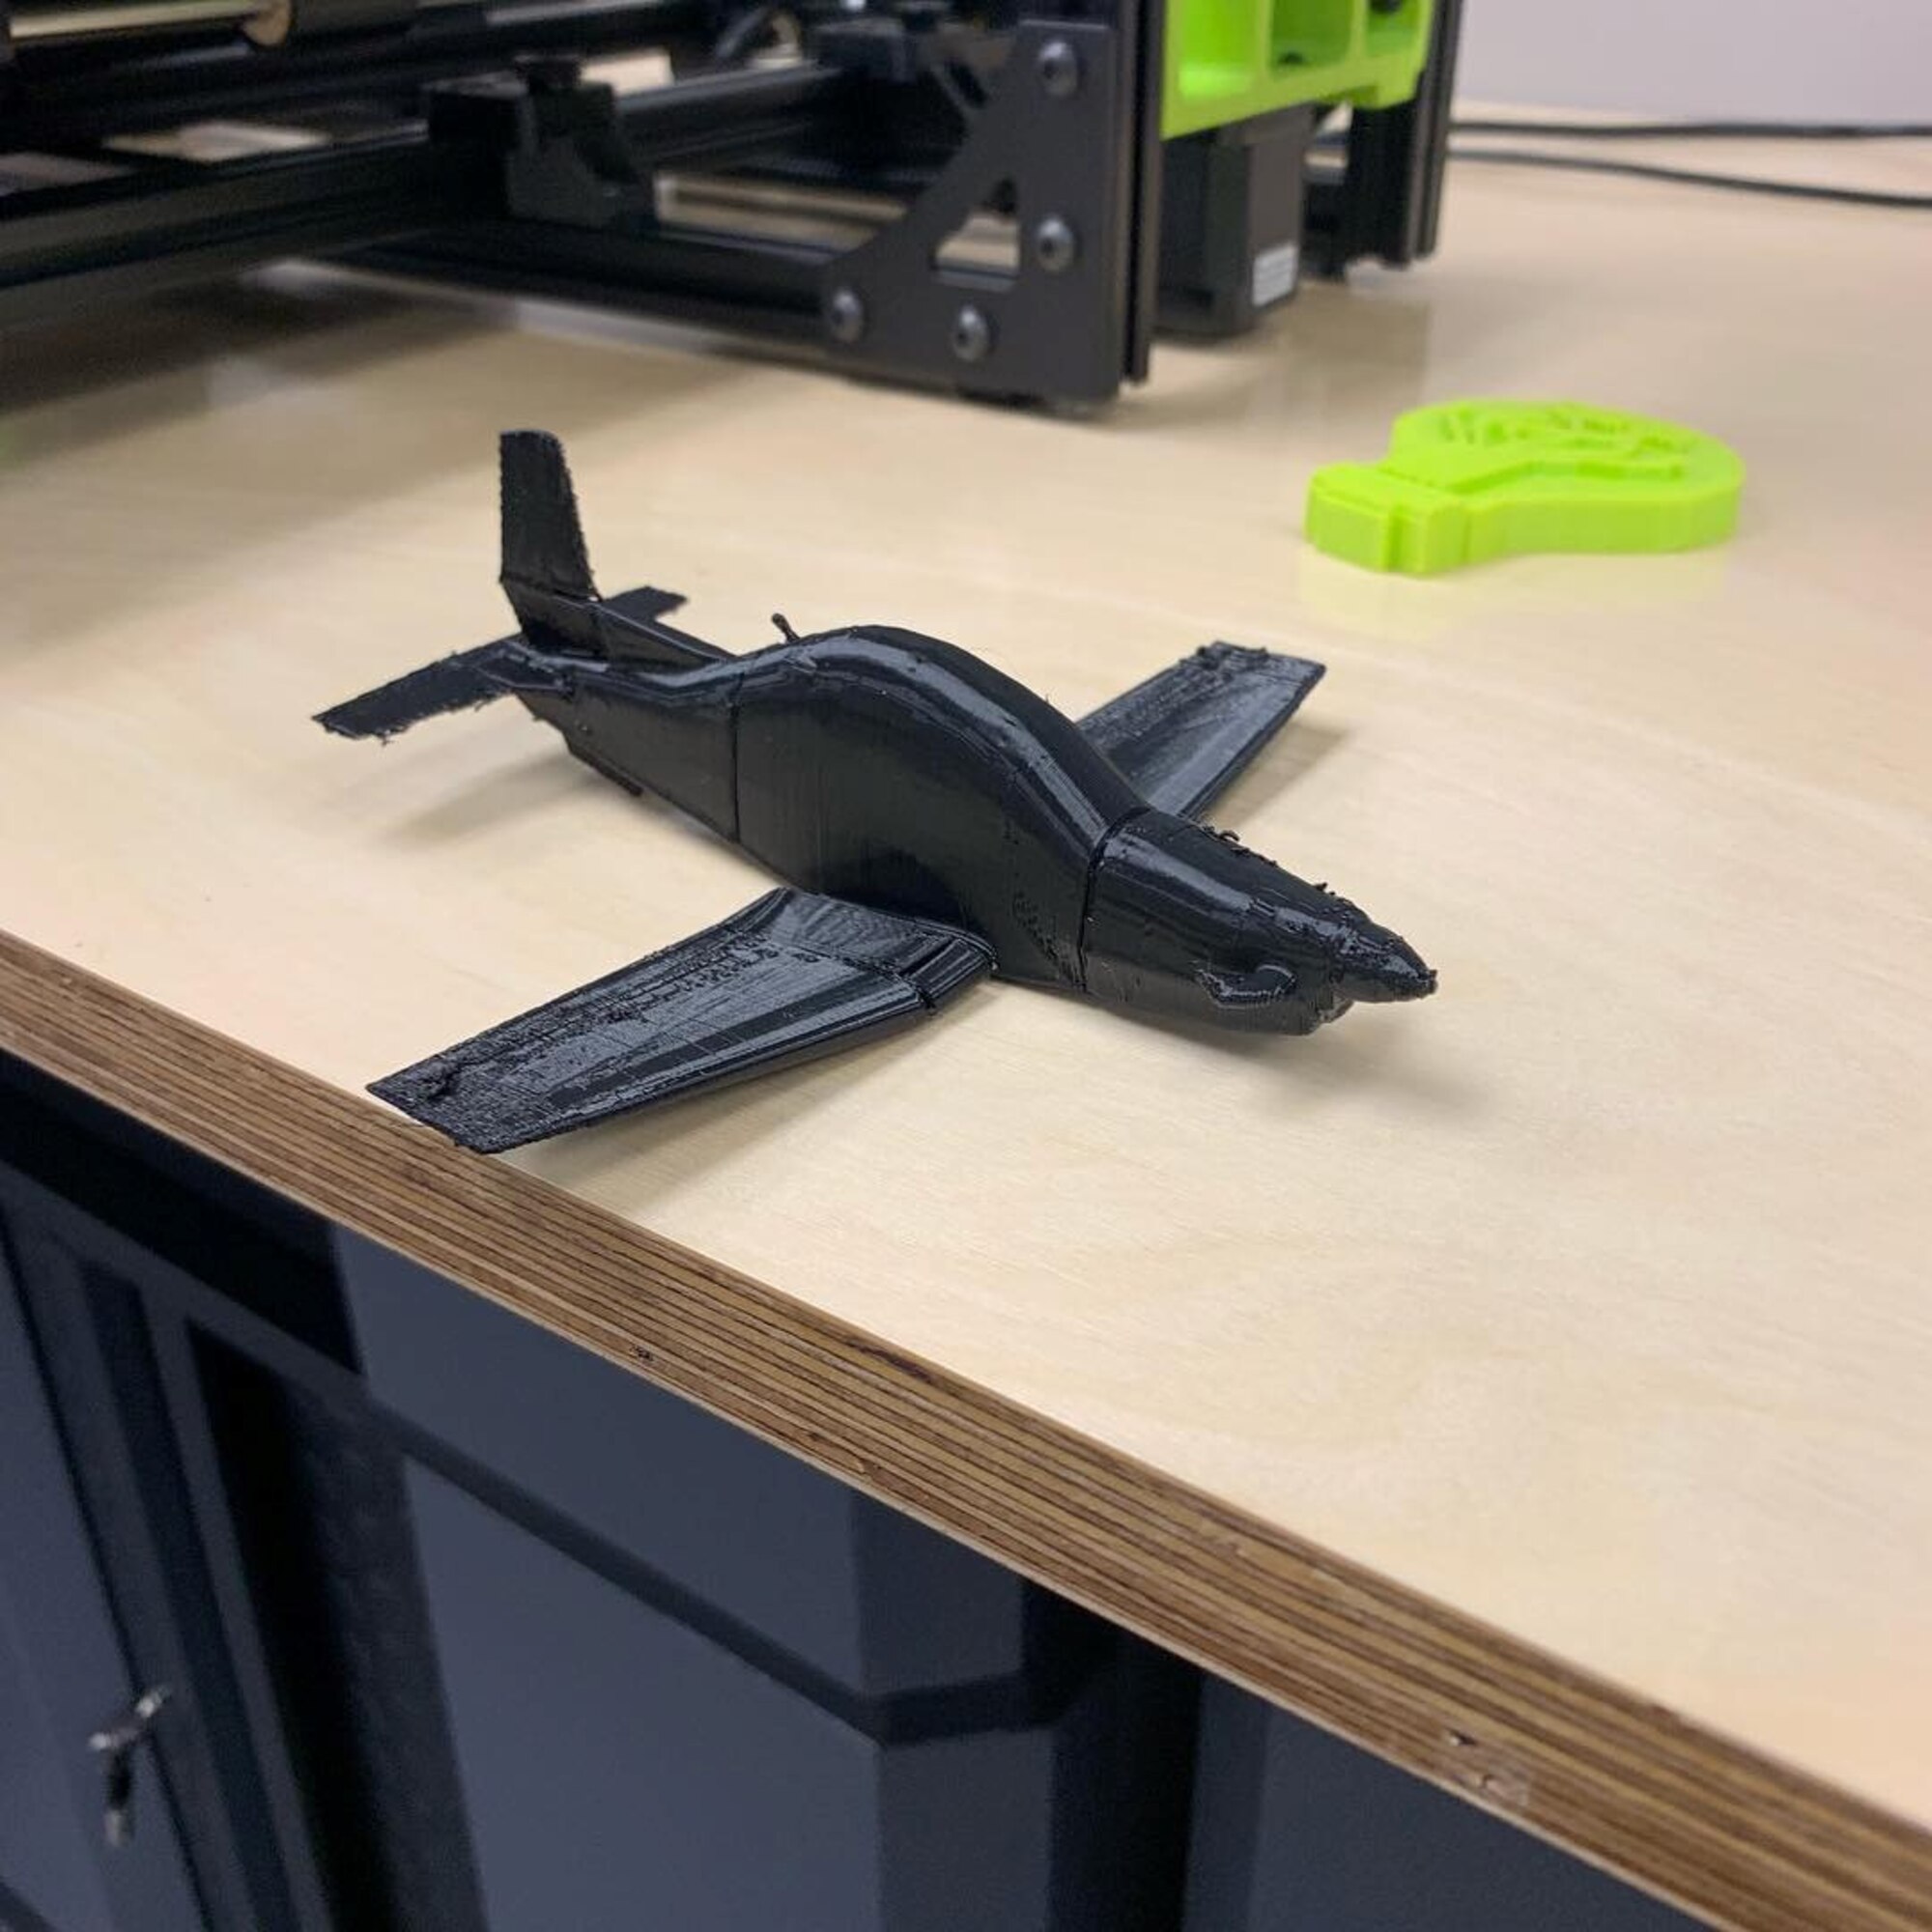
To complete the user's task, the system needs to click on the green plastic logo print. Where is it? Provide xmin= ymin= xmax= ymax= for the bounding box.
xmin=1305 ymin=401 xmax=1746 ymax=577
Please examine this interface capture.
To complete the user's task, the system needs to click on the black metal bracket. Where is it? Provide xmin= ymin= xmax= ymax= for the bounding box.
xmin=1 ymin=0 xmax=1456 ymax=404
xmin=818 ymin=21 xmax=1135 ymax=403
xmin=354 ymin=12 xmax=1147 ymax=405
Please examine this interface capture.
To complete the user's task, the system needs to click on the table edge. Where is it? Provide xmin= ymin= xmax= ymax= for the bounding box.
xmin=2 ymin=929 xmax=1924 ymax=1932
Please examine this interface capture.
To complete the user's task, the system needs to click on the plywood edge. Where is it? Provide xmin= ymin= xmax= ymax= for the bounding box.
xmin=2 ymin=927 xmax=1926 ymax=1932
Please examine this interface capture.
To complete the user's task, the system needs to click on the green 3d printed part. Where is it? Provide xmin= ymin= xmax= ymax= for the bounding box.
xmin=1305 ymin=401 xmax=1746 ymax=576
xmin=1164 ymin=0 xmax=1435 ymax=138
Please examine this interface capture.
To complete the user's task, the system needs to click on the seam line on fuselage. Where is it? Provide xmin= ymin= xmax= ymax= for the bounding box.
xmin=777 ymin=646 xmax=1142 ymax=995
xmin=725 ymin=666 xmax=744 ymax=844
xmin=1074 ymin=805 xmax=1153 ymax=996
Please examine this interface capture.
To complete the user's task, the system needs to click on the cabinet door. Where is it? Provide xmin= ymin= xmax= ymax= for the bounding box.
xmin=405 ymin=1466 xmax=1189 ymax=1932
xmin=0 ymin=1247 xmax=203 ymax=1932
xmin=0 ymin=1065 xmax=483 ymax=1932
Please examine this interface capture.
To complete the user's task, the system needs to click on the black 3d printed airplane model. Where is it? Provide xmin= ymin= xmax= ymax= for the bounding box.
xmin=320 ymin=434 xmax=1435 ymax=1152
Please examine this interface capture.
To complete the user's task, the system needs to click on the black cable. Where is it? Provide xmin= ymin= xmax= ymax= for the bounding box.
xmin=1445 ymin=144 xmax=1932 ymax=211
xmin=1450 ymin=116 xmax=1932 ymax=142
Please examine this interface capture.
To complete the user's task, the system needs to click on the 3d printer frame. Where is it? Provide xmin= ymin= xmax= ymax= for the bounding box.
xmin=0 ymin=0 xmax=1461 ymax=405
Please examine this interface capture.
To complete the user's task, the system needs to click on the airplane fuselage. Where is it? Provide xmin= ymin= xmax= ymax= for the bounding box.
xmin=512 ymin=622 xmax=1433 ymax=1034
xmin=521 ymin=624 xmax=1138 ymax=990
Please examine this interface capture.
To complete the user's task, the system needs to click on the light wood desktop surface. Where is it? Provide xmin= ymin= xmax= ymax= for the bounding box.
xmin=3 ymin=138 xmax=1929 ymax=1930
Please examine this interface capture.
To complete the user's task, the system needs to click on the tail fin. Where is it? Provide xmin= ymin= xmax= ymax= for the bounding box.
xmin=497 ymin=430 xmax=724 ymax=667
xmin=500 ymin=430 xmax=596 ymax=609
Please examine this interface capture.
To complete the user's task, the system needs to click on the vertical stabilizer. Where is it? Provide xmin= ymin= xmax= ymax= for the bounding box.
xmin=500 ymin=429 xmax=596 ymax=607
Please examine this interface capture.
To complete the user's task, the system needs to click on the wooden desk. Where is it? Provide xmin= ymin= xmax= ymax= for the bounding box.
xmin=3 ymin=140 xmax=1928 ymax=1931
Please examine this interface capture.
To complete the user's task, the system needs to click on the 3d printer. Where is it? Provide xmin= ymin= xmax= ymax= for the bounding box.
xmin=0 ymin=0 xmax=1460 ymax=404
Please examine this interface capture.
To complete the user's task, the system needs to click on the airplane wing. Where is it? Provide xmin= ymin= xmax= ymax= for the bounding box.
xmin=371 ymin=890 xmax=992 ymax=1151
xmin=1079 ymin=642 xmax=1324 ymax=819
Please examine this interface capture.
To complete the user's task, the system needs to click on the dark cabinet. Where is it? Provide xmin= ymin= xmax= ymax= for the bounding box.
xmin=0 ymin=1062 xmax=482 ymax=1932
xmin=0 ymin=1246 xmax=200 ymax=1932
xmin=337 ymin=1233 xmax=1198 ymax=1932
xmin=0 ymin=1065 xmax=1194 ymax=1932
xmin=0 ymin=1057 xmax=1709 ymax=1932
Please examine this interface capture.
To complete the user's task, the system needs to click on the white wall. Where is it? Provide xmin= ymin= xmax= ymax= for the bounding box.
xmin=1456 ymin=0 xmax=1932 ymax=121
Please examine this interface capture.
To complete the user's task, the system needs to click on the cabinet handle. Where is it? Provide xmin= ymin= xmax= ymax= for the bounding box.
xmin=88 ymin=1684 xmax=171 ymax=1848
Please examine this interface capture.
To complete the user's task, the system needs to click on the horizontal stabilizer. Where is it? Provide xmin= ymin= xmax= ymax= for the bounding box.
xmin=1080 ymin=642 xmax=1324 ymax=818
xmin=602 ymin=585 xmax=689 ymax=627
xmin=372 ymin=889 xmax=993 ymax=1151
xmin=315 ymin=642 xmax=526 ymax=742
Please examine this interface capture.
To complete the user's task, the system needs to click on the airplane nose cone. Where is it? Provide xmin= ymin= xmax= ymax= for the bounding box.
xmin=1338 ymin=931 xmax=1437 ymax=1005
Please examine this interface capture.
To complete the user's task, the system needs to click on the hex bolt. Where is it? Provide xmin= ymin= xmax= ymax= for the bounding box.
xmin=1033 ymin=215 xmax=1078 ymax=273
xmin=826 ymin=287 xmax=867 ymax=344
xmin=1037 ymin=38 xmax=1080 ymax=99
xmin=950 ymin=305 xmax=993 ymax=363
